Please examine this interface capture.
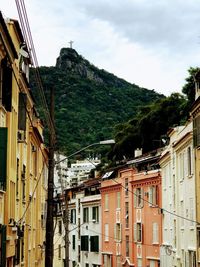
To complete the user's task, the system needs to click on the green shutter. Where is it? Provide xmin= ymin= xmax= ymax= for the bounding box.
xmin=2 ymin=57 xmax=12 ymax=112
xmin=0 ymin=225 xmax=7 ymax=267
xmin=0 ymin=128 xmax=7 ymax=191
xmin=90 ymin=236 xmax=99 ymax=252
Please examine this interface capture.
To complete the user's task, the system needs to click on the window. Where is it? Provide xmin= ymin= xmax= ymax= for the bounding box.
xmin=125 ymin=202 xmax=129 ymax=228
xmin=105 ymin=224 xmax=109 ymax=241
xmin=189 ymin=198 xmax=194 ymax=227
xmin=21 ymin=165 xmax=26 ymax=202
xmin=18 ymin=93 xmax=27 ymax=131
xmin=85 ymin=264 xmax=89 ymax=267
xmin=179 ymin=153 xmax=184 ymax=181
xmin=180 ymin=201 xmax=184 ymax=227
xmin=149 ymin=260 xmax=156 ymax=267
xmin=125 ymin=178 xmax=128 ymax=196
xmin=83 ymin=207 xmax=89 ymax=223
xmin=70 ymin=209 xmax=76 ymax=224
xmin=58 ymin=244 xmax=61 ymax=259
xmin=187 ymin=146 xmax=192 ymax=176
xmin=90 ymin=236 xmax=99 ymax=252
xmin=72 ymin=261 xmax=76 ymax=267
xmin=81 ymin=235 xmax=89 ymax=251
xmin=194 ymin=115 xmax=200 ymax=147
xmin=125 ymin=235 xmax=129 ymax=257
xmin=105 ymin=194 xmax=109 ymax=210
xmin=0 ymin=57 xmax=12 ymax=112
xmin=92 ymin=206 xmax=99 ymax=222
xmin=134 ymin=188 xmax=143 ymax=208
xmin=116 ymin=256 xmax=121 ymax=267
xmin=72 ymin=235 xmax=75 ymax=250
xmin=104 ymin=254 xmax=111 ymax=267
xmin=152 ymin=222 xmax=159 ymax=244
xmin=115 ymin=223 xmax=122 ymax=242
xmin=117 ymin=192 xmax=121 ymax=209
xmin=134 ymin=223 xmax=142 ymax=243
xmin=58 ymin=220 xmax=62 ymax=234
xmin=149 ymin=186 xmax=158 ymax=206
xmin=137 ymin=259 xmax=142 ymax=267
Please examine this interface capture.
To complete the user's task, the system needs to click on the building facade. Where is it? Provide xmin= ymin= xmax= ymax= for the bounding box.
xmin=67 ymin=179 xmax=101 ymax=267
xmin=101 ymin=150 xmax=162 ymax=267
xmin=191 ymin=70 xmax=200 ymax=267
xmin=0 ymin=13 xmax=48 ymax=267
xmin=160 ymin=123 xmax=197 ymax=267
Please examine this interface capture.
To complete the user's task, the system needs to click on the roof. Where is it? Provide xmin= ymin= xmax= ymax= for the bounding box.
xmin=0 ymin=11 xmax=18 ymax=59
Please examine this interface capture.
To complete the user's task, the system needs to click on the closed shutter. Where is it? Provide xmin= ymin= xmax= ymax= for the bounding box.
xmin=18 ymin=93 xmax=27 ymax=131
xmin=0 ymin=225 xmax=7 ymax=267
xmin=134 ymin=223 xmax=137 ymax=242
xmin=0 ymin=127 xmax=7 ymax=191
xmin=90 ymin=236 xmax=99 ymax=252
xmin=1 ymin=57 xmax=12 ymax=112
xmin=81 ymin=236 xmax=89 ymax=251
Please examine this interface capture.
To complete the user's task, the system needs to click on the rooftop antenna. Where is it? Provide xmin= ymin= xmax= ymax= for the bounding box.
xmin=69 ymin=40 xmax=74 ymax=49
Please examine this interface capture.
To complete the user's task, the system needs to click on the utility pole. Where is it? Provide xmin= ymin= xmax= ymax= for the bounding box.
xmin=64 ymin=190 xmax=69 ymax=267
xmin=45 ymin=87 xmax=55 ymax=267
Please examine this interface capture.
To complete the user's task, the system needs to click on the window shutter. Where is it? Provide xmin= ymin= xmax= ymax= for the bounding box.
xmin=114 ymin=224 xmax=117 ymax=240
xmin=119 ymin=224 xmax=122 ymax=241
xmin=72 ymin=235 xmax=75 ymax=250
xmin=134 ymin=189 xmax=137 ymax=208
xmin=0 ymin=225 xmax=7 ymax=267
xmin=81 ymin=236 xmax=89 ymax=251
xmin=1 ymin=57 xmax=12 ymax=112
xmin=141 ymin=188 xmax=144 ymax=207
xmin=18 ymin=93 xmax=27 ymax=131
xmin=134 ymin=223 xmax=137 ymax=242
xmin=0 ymin=127 xmax=7 ymax=191
xmin=90 ymin=236 xmax=99 ymax=252
xmin=149 ymin=187 xmax=153 ymax=206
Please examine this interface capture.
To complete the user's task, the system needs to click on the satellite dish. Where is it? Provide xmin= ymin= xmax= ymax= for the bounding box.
xmin=19 ymin=48 xmax=29 ymax=58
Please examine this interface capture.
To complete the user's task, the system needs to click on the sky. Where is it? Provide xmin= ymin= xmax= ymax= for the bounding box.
xmin=1 ymin=0 xmax=200 ymax=96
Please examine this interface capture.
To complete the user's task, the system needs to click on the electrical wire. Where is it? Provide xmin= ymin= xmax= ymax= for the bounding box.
xmin=18 ymin=163 xmax=45 ymax=223
xmin=15 ymin=0 xmax=56 ymax=139
xmin=110 ymin=176 xmax=200 ymax=224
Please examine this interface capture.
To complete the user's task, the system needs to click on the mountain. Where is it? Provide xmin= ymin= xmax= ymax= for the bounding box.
xmin=30 ymin=48 xmax=164 ymax=156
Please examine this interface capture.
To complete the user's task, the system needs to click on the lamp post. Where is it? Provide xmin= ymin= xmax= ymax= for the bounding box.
xmin=55 ymin=139 xmax=115 ymax=267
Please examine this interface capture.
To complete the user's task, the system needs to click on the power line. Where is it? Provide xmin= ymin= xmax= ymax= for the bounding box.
xmin=111 ymin=176 xmax=200 ymax=224
xmin=15 ymin=0 xmax=56 ymax=139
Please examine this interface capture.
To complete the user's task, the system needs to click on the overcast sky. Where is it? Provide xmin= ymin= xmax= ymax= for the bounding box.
xmin=1 ymin=0 xmax=200 ymax=96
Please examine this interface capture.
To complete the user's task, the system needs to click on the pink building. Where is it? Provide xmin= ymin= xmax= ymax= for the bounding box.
xmin=100 ymin=150 xmax=162 ymax=267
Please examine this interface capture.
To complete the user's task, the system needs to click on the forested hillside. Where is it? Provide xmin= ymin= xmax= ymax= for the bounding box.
xmin=30 ymin=48 xmax=164 ymax=156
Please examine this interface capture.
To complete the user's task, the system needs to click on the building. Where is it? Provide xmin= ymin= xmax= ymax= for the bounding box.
xmin=67 ymin=178 xmax=101 ymax=267
xmin=190 ymin=70 xmax=200 ymax=267
xmin=100 ymin=150 xmax=162 ymax=267
xmin=67 ymin=158 xmax=100 ymax=187
xmin=0 ymin=12 xmax=48 ymax=266
xmin=160 ymin=122 xmax=197 ymax=267
xmin=53 ymin=153 xmax=68 ymax=267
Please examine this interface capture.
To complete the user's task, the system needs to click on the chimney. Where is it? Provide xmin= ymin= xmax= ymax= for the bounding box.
xmin=134 ymin=148 xmax=142 ymax=158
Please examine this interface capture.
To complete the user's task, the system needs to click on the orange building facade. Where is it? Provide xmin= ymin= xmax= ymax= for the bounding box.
xmin=101 ymin=151 xmax=162 ymax=267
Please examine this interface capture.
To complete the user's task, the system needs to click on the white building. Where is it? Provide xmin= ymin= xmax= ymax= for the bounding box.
xmin=160 ymin=122 xmax=197 ymax=267
xmin=67 ymin=158 xmax=100 ymax=187
xmin=68 ymin=179 xmax=101 ymax=267
xmin=53 ymin=153 xmax=68 ymax=267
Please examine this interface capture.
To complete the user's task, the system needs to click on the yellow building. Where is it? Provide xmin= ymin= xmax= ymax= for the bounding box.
xmin=0 ymin=12 xmax=48 ymax=266
xmin=191 ymin=70 xmax=200 ymax=266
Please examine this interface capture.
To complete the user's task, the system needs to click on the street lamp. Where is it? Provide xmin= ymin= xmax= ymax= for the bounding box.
xmin=55 ymin=139 xmax=115 ymax=267
xmin=55 ymin=139 xmax=115 ymax=165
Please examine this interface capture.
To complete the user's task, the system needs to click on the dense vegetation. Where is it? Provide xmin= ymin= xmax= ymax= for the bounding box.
xmin=30 ymin=47 xmax=198 ymax=162
xmin=30 ymin=48 xmax=164 ymax=157
xmin=108 ymin=67 xmax=199 ymax=161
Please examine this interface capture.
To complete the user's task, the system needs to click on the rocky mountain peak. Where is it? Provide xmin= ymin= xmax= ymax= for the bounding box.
xmin=56 ymin=47 xmax=103 ymax=83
